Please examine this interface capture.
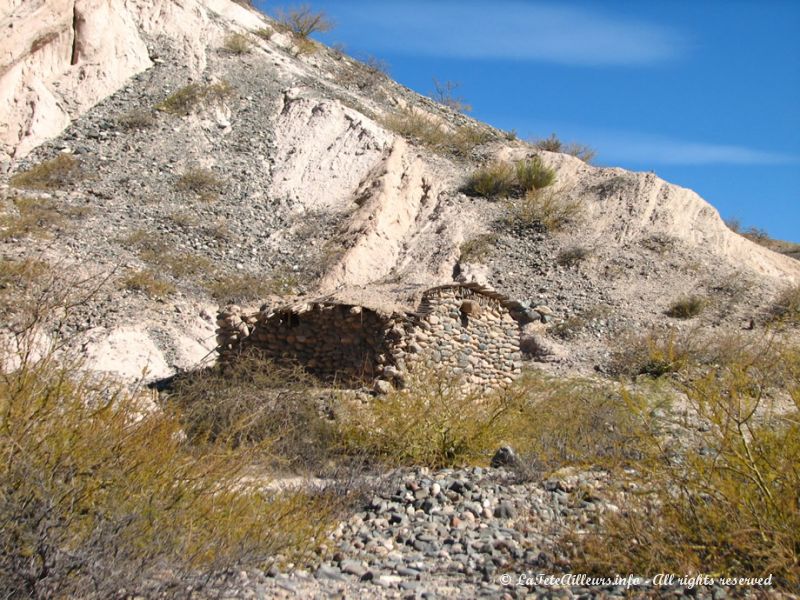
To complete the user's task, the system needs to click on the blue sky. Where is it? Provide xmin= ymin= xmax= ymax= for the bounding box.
xmin=260 ymin=1 xmax=800 ymax=241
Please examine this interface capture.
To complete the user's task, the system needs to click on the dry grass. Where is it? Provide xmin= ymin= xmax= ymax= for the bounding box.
xmin=459 ymin=233 xmax=498 ymax=263
xmin=10 ymin=155 xmax=82 ymax=191
xmin=665 ymin=295 xmax=706 ymax=319
xmin=556 ymin=245 xmax=590 ymax=267
xmin=533 ymin=133 xmax=596 ymax=163
xmin=504 ymin=188 xmax=581 ymax=232
xmin=253 ymin=27 xmax=274 ymax=41
xmin=123 ymin=269 xmax=176 ymax=298
xmin=175 ymin=167 xmax=224 ymax=201
xmin=0 ymin=195 xmax=87 ymax=240
xmin=221 ymin=32 xmax=252 ymax=54
xmin=156 ymin=81 xmax=233 ymax=115
xmin=204 ymin=270 xmax=300 ymax=304
xmin=382 ymin=107 xmax=490 ymax=158
xmin=116 ymin=108 xmax=156 ymax=131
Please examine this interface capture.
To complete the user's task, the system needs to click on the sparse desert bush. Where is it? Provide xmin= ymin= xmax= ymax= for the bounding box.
xmin=556 ymin=245 xmax=590 ymax=267
xmin=665 ymin=295 xmax=706 ymax=319
xmin=507 ymin=372 xmax=655 ymax=474
xmin=336 ymin=368 xmax=522 ymax=469
xmin=0 ymin=352 xmax=337 ymax=598
xmin=464 ymin=161 xmax=516 ymax=198
xmin=609 ymin=328 xmax=695 ymax=378
xmin=123 ymin=269 xmax=175 ymax=298
xmin=533 ymin=133 xmax=596 ymax=163
xmin=504 ymin=188 xmax=581 ymax=232
xmin=459 ymin=233 xmax=498 ymax=263
xmin=156 ymin=81 xmax=233 ymax=115
xmin=9 ymin=154 xmax=81 ymax=191
xmin=431 ymin=78 xmax=471 ymax=113
xmin=551 ymin=305 xmax=612 ymax=340
xmin=769 ymin=283 xmax=800 ymax=325
xmin=116 ymin=108 xmax=156 ymax=130
xmin=0 ymin=195 xmax=86 ymax=240
xmin=254 ymin=27 xmax=274 ymax=40
xmin=168 ymin=356 xmax=335 ymax=467
xmin=515 ymin=156 xmax=557 ymax=191
xmin=465 ymin=157 xmax=556 ymax=199
xmin=576 ymin=342 xmax=800 ymax=590
xmin=293 ymin=37 xmax=318 ymax=56
xmin=176 ymin=167 xmax=224 ymax=200
xmin=124 ymin=231 xmax=214 ymax=280
xmin=221 ymin=32 xmax=252 ymax=54
xmin=382 ymin=107 xmax=490 ymax=157
xmin=275 ymin=4 xmax=333 ymax=37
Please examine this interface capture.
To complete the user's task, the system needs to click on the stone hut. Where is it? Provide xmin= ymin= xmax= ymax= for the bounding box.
xmin=216 ymin=283 xmax=528 ymax=388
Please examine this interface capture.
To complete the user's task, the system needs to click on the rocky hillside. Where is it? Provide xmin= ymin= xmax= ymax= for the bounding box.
xmin=1 ymin=0 xmax=798 ymax=380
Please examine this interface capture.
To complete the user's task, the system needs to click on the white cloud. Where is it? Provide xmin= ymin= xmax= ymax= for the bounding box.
xmin=327 ymin=0 xmax=687 ymax=66
xmin=593 ymin=133 xmax=799 ymax=165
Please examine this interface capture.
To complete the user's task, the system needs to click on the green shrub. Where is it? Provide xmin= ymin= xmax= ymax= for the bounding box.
xmin=221 ymin=32 xmax=252 ymax=55
xmin=156 ymin=81 xmax=233 ymax=115
xmin=0 ymin=354 xmax=337 ymax=598
xmin=515 ymin=156 xmax=556 ymax=191
xmin=9 ymin=155 xmax=81 ymax=191
xmin=336 ymin=368 xmax=522 ymax=469
xmin=465 ymin=157 xmax=556 ymax=199
xmin=665 ymin=295 xmax=706 ymax=319
xmin=275 ymin=4 xmax=333 ymax=37
xmin=464 ymin=162 xmax=516 ymax=198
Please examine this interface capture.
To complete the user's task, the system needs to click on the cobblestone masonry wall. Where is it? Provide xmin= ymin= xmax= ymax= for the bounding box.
xmin=403 ymin=287 xmax=523 ymax=386
xmin=216 ymin=286 xmax=524 ymax=388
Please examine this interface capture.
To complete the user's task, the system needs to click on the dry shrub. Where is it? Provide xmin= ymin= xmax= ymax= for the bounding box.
xmin=533 ymin=133 xmax=596 ymax=163
xmin=431 ymin=78 xmax=471 ymax=113
xmin=336 ymin=368 xmax=522 ymax=469
xmin=0 ymin=195 xmax=86 ymax=240
xmin=609 ymin=328 xmax=697 ymax=378
xmin=168 ymin=355 xmax=335 ymax=469
xmin=175 ymin=167 xmax=224 ymax=201
xmin=557 ymin=245 xmax=590 ymax=267
xmin=123 ymin=269 xmax=175 ymax=298
xmin=0 ymin=354 xmax=336 ymax=598
xmin=382 ymin=107 xmax=490 ymax=157
xmin=124 ymin=231 xmax=214 ymax=280
xmin=275 ymin=4 xmax=333 ymax=37
xmin=156 ymin=81 xmax=233 ymax=115
xmin=116 ymin=108 xmax=156 ymax=130
xmin=665 ymin=295 xmax=706 ymax=319
xmin=10 ymin=155 xmax=81 ymax=191
xmin=459 ymin=233 xmax=498 ymax=263
xmin=506 ymin=372 xmax=655 ymax=474
xmin=575 ymin=341 xmax=800 ymax=590
xmin=515 ymin=156 xmax=557 ymax=191
xmin=222 ymin=32 xmax=252 ymax=54
xmin=504 ymin=188 xmax=581 ymax=232
xmin=770 ymin=283 xmax=800 ymax=325
xmin=254 ymin=27 xmax=274 ymax=40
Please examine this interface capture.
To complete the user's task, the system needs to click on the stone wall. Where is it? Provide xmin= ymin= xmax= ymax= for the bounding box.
xmin=401 ymin=286 xmax=523 ymax=387
xmin=217 ymin=303 xmax=401 ymax=383
xmin=216 ymin=285 xmax=525 ymax=389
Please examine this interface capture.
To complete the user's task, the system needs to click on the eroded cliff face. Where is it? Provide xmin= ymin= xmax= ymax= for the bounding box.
xmin=0 ymin=0 xmax=264 ymax=163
